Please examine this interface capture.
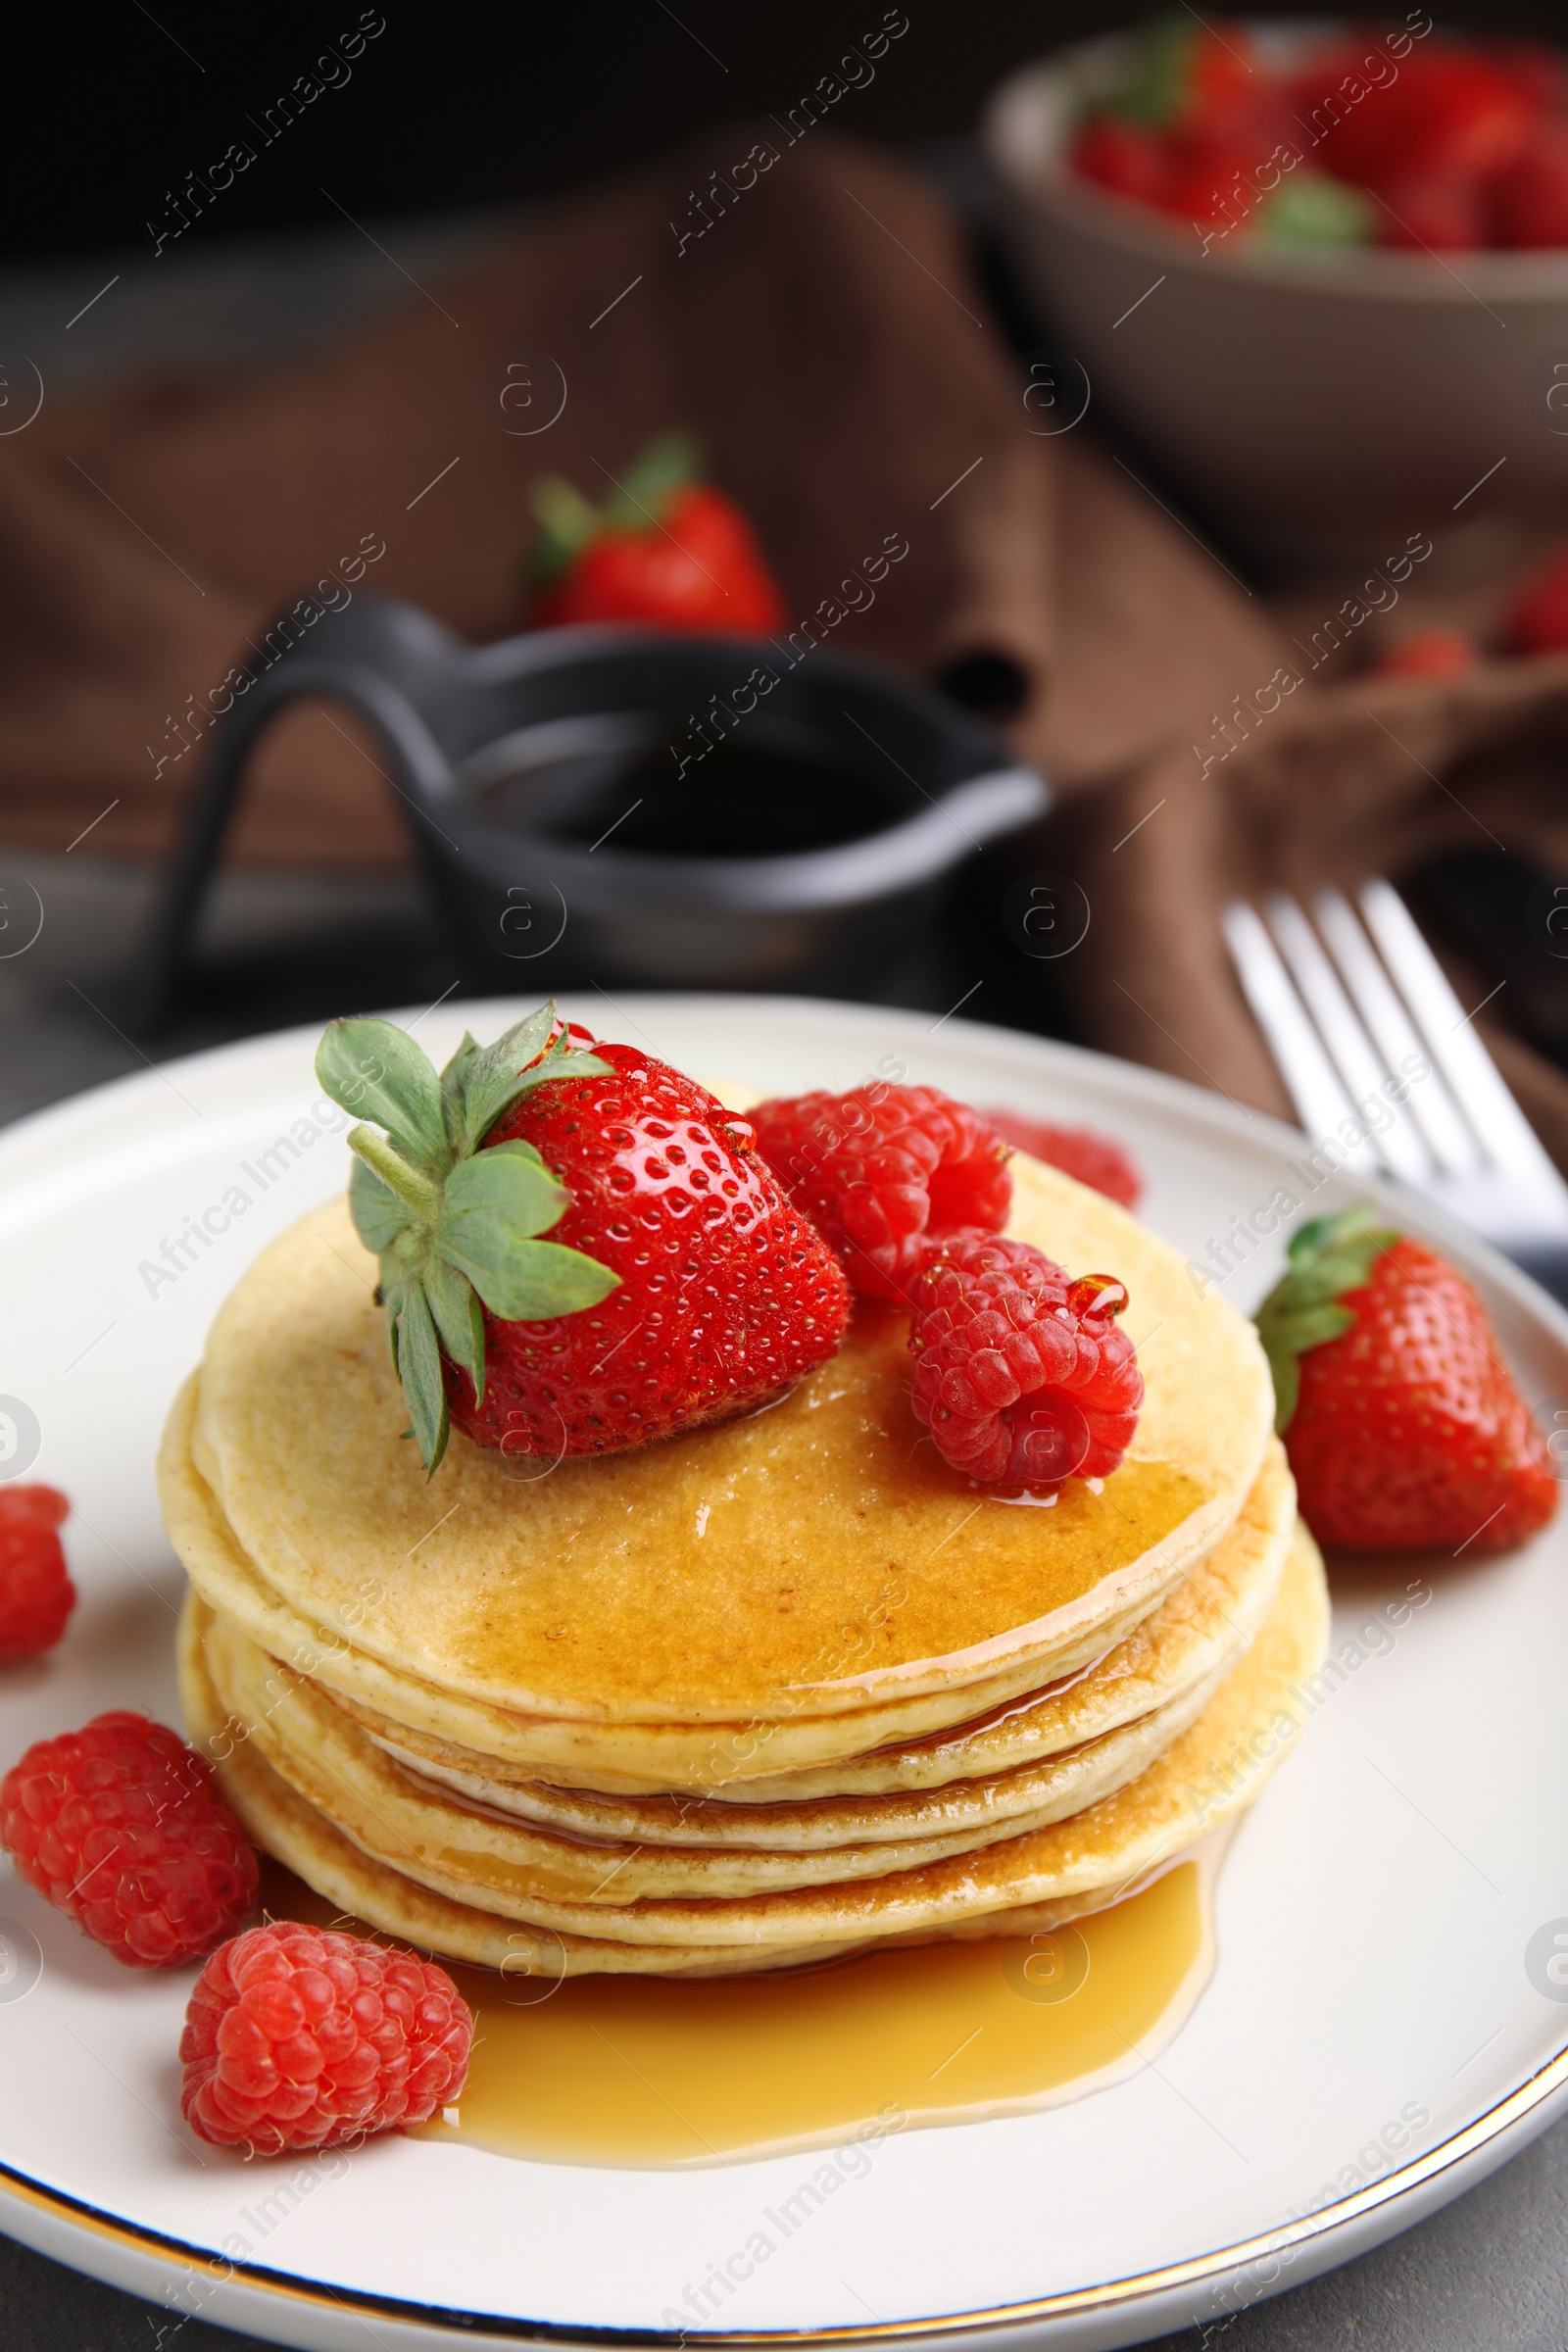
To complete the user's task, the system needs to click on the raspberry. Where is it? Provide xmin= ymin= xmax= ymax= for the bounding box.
xmin=749 ymin=1085 xmax=1011 ymax=1299
xmin=0 ymin=1485 xmax=74 ymax=1663
xmin=180 ymin=1923 xmax=473 ymax=2154
xmin=0 ymin=1712 xmax=258 ymax=1967
xmin=983 ymin=1111 xmax=1144 ymax=1210
xmin=909 ymin=1232 xmax=1144 ymax=1487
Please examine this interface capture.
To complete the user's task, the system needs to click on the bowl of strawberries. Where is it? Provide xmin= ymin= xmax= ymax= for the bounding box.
xmin=984 ymin=15 xmax=1568 ymax=565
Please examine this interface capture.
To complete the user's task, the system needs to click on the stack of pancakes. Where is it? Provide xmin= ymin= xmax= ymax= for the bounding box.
xmin=165 ymin=1139 xmax=1329 ymax=1978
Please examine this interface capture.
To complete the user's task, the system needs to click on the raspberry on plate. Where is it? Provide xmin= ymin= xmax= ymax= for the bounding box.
xmin=983 ymin=1110 xmax=1144 ymax=1210
xmin=0 ymin=1711 xmax=258 ymax=1967
xmin=180 ymin=1922 xmax=473 ymax=2154
xmin=909 ymin=1231 xmax=1145 ymax=1487
xmin=748 ymin=1084 xmax=1012 ymax=1298
xmin=1256 ymin=1205 xmax=1558 ymax=1552
xmin=0 ymin=1485 xmax=74 ymax=1664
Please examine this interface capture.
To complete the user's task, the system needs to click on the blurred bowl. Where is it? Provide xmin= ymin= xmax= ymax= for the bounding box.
xmin=984 ymin=24 xmax=1568 ymax=570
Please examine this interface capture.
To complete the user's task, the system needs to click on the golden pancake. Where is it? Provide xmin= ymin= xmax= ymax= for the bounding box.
xmin=164 ymin=1150 xmax=1273 ymax=1787
xmin=354 ymin=1439 xmax=1296 ymax=1834
xmin=201 ymin=1601 xmax=1231 ymax=1897
xmin=180 ymin=1524 xmax=1327 ymax=1965
xmin=162 ymin=1375 xmax=1200 ymax=1792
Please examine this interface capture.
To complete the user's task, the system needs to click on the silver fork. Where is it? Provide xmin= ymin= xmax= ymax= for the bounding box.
xmin=1222 ymin=878 xmax=1568 ymax=1309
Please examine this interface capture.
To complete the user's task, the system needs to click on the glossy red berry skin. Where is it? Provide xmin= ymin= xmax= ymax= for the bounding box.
xmin=1370 ymin=627 xmax=1481 ymax=681
xmin=909 ymin=1232 xmax=1144 ymax=1487
xmin=445 ymin=1044 xmax=851 ymax=1459
xmin=1509 ymin=545 xmax=1568 ymax=656
xmin=0 ymin=1485 xmax=74 ymax=1664
xmin=748 ymin=1084 xmax=1012 ymax=1300
xmin=1070 ymin=117 xmax=1168 ymax=205
xmin=180 ymin=1922 xmax=472 ymax=2154
xmin=0 ymin=1712 xmax=258 ymax=1967
xmin=531 ymin=485 xmax=786 ymax=634
xmin=1493 ymin=117 xmax=1568 ymax=248
xmin=1284 ymin=1239 xmax=1557 ymax=1552
xmin=983 ymin=1111 xmax=1144 ymax=1211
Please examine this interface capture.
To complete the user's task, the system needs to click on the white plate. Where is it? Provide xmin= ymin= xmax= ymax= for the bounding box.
xmin=2 ymin=994 xmax=1567 ymax=2352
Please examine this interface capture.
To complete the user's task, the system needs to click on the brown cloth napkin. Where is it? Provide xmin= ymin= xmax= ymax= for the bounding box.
xmin=2 ymin=131 xmax=1566 ymax=1164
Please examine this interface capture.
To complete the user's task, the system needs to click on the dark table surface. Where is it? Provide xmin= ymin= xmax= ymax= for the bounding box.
xmin=4 ymin=187 xmax=1568 ymax=2352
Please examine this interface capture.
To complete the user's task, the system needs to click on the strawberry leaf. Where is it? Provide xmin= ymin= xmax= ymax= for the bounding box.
xmin=349 ymin=1154 xmax=414 ymax=1254
xmin=453 ymin=1007 xmax=560 ymax=1152
xmin=436 ymin=1141 xmax=617 ymax=1317
xmin=318 ymin=1004 xmax=618 ymax=1472
xmin=421 ymin=1253 xmax=486 ymax=1404
xmin=528 ymin=433 xmax=704 ymax=588
xmin=439 ymin=1032 xmax=483 ymax=1152
xmin=464 ymin=1237 xmax=622 ymax=1321
xmin=395 ymin=1280 xmax=449 ymax=1475
xmin=452 ymin=1022 xmax=614 ymax=1158
xmin=442 ymin=1138 xmax=570 ymax=1237
xmin=528 ymin=475 xmax=604 ymax=586
xmin=604 ymin=428 xmax=702 ymax=527
xmin=1255 ymin=1202 xmax=1398 ymax=1435
xmin=317 ymin=1018 xmax=448 ymax=1172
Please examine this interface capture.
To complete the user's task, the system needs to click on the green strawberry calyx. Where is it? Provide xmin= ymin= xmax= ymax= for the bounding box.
xmin=527 ymin=428 xmax=704 ymax=589
xmin=1254 ymin=1202 xmax=1400 ymax=1437
xmin=314 ymin=1005 xmax=619 ymax=1476
xmin=1083 ymin=16 xmax=1198 ymax=129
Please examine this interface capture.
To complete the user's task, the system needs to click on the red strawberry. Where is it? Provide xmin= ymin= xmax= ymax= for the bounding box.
xmin=1070 ymin=117 xmax=1169 ymax=206
xmin=316 ymin=1006 xmax=850 ymax=1469
xmin=1507 ymin=545 xmax=1568 ymax=655
xmin=1488 ymin=40 xmax=1568 ymax=113
xmin=526 ymin=430 xmax=785 ymax=635
xmin=1493 ymin=116 xmax=1568 ymax=248
xmin=1372 ymin=171 xmax=1488 ymax=251
xmin=909 ymin=1233 xmax=1143 ymax=1486
xmin=748 ymin=1083 xmax=1011 ymax=1299
xmin=1369 ymin=627 xmax=1481 ymax=681
xmin=982 ymin=1110 xmax=1144 ymax=1210
xmin=1101 ymin=17 xmax=1259 ymax=137
xmin=1296 ymin=43 xmax=1537 ymax=192
xmin=1256 ymin=1205 xmax=1557 ymax=1552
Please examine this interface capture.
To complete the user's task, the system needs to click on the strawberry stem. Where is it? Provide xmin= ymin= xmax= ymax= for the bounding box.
xmin=346 ymin=1124 xmax=440 ymax=1223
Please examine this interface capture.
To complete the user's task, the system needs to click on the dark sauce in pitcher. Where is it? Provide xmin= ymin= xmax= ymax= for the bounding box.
xmin=468 ymin=717 xmax=906 ymax=858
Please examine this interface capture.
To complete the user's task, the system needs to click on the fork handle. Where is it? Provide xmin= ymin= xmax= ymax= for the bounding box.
xmin=1503 ymin=1246 xmax=1568 ymax=1314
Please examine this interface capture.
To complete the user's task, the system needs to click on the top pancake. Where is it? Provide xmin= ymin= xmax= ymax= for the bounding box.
xmin=176 ymin=1147 xmax=1273 ymax=1731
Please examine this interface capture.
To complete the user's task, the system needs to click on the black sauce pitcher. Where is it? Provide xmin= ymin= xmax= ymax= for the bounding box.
xmin=135 ymin=595 xmax=1050 ymax=1023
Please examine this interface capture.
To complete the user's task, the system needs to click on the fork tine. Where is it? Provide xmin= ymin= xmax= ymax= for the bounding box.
xmin=1264 ymin=894 xmax=1432 ymax=1186
xmin=1221 ymin=902 xmax=1380 ymax=1172
xmin=1357 ymin=879 xmax=1565 ymax=1190
xmin=1311 ymin=888 xmax=1483 ymax=1178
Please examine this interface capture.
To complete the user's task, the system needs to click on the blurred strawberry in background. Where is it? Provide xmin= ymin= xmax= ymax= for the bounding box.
xmin=1508 ymin=544 xmax=1568 ymax=655
xmin=524 ymin=431 xmax=787 ymax=634
xmin=1068 ymin=16 xmax=1568 ymax=253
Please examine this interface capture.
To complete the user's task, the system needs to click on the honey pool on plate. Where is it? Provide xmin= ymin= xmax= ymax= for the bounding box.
xmin=263 ymin=1834 xmax=1227 ymax=2166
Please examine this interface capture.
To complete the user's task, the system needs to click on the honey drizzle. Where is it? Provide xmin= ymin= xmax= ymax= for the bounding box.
xmin=263 ymin=1829 xmax=1231 ymax=2169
